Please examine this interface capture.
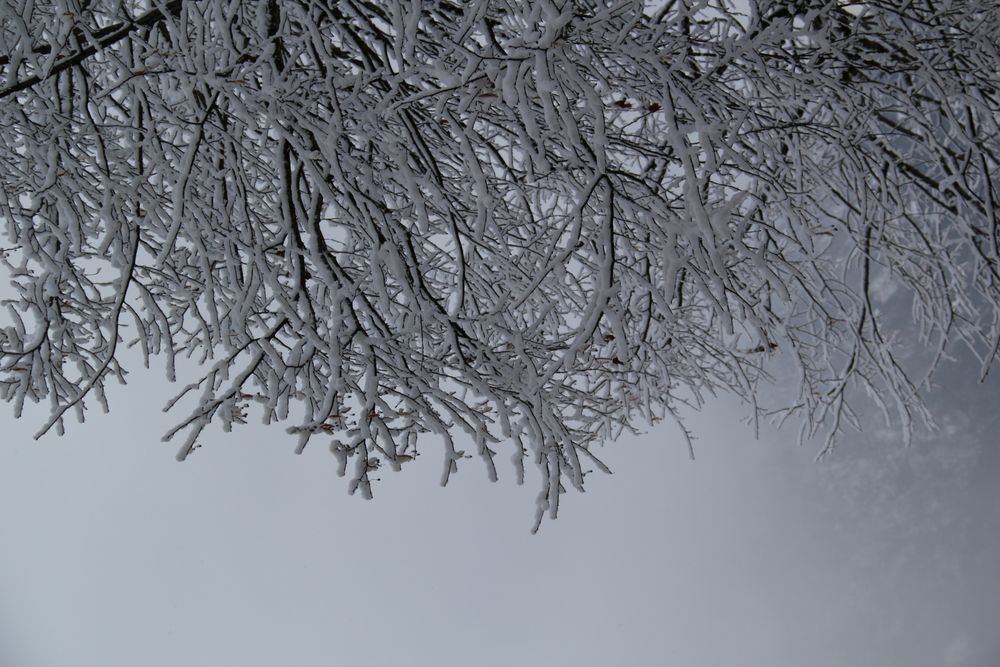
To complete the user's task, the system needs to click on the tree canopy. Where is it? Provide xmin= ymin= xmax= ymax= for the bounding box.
xmin=1 ymin=0 xmax=998 ymax=527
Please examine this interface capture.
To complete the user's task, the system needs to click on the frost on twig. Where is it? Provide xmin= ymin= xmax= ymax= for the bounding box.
xmin=1 ymin=0 xmax=998 ymax=527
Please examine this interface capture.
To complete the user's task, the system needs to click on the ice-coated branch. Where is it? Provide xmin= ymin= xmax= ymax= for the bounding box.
xmin=1 ymin=0 xmax=999 ymax=526
xmin=0 ymin=0 xmax=184 ymax=100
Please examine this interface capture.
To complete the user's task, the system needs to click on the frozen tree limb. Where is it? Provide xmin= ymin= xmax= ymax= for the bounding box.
xmin=1 ymin=0 xmax=999 ymax=526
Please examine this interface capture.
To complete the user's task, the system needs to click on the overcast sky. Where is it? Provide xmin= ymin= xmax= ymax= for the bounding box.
xmin=1 ymin=343 xmax=998 ymax=667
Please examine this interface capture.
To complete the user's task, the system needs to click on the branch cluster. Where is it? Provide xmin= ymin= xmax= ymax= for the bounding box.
xmin=1 ymin=0 xmax=997 ymax=526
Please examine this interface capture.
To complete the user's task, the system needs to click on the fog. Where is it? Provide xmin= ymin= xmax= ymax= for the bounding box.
xmin=2 ymin=349 xmax=997 ymax=666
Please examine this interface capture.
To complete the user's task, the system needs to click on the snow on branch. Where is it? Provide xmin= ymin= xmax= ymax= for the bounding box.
xmin=1 ymin=0 xmax=998 ymax=527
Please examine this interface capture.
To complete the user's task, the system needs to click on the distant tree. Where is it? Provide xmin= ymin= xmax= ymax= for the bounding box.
xmin=1 ymin=0 xmax=997 ymax=528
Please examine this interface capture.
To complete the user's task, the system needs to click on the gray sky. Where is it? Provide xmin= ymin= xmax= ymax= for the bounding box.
xmin=1 ymin=2 xmax=998 ymax=664
xmin=1 ymin=349 xmax=998 ymax=667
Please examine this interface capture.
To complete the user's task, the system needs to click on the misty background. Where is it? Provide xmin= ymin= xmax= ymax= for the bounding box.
xmin=1 ymin=1 xmax=999 ymax=665
xmin=1 ymin=340 xmax=998 ymax=667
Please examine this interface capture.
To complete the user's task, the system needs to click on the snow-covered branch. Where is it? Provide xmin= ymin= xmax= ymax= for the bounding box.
xmin=1 ymin=0 xmax=998 ymax=525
